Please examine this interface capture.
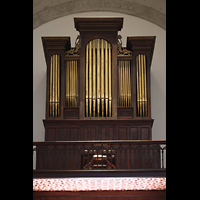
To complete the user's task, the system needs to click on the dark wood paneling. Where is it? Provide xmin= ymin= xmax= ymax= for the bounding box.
xmin=130 ymin=127 xmax=138 ymax=140
xmin=44 ymin=119 xmax=153 ymax=141
xmin=117 ymin=107 xmax=133 ymax=119
xmin=33 ymin=190 xmax=166 ymax=200
xmin=64 ymin=107 xmax=79 ymax=119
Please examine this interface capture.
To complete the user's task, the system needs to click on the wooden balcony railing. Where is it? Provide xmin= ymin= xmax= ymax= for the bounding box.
xmin=33 ymin=140 xmax=166 ymax=178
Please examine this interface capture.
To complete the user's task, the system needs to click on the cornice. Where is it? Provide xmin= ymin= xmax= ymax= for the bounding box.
xmin=74 ymin=17 xmax=123 ymax=32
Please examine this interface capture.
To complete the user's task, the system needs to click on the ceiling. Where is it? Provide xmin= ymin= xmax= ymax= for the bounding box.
xmin=33 ymin=0 xmax=166 ymax=30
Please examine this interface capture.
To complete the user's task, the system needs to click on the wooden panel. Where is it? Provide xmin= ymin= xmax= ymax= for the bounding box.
xmin=81 ymin=127 xmax=89 ymax=141
xmin=64 ymin=107 xmax=79 ymax=119
xmin=140 ymin=127 xmax=149 ymax=140
xmin=69 ymin=127 xmax=79 ymax=141
xmin=58 ymin=129 xmax=67 ymax=141
xmin=33 ymin=190 xmax=166 ymax=200
xmin=43 ymin=119 xmax=153 ymax=141
xmin=117 ymin=107 xmax=133 ymax=119
xmin=118 ymin=127 xmax=128 ymax=140
xmin=130 ymin=127 xmax=138 ymax=140
xmin=100 ymin=127 xmax=106 ymax=140
xmin=108 ymin=127 xmax=114 ymax=140
xmin=89 ymin=127 xmax=97 ymax=140
xmin=46 ymin=128 xmax=56 ymax=141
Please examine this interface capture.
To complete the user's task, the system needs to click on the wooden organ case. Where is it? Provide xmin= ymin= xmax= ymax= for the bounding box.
xmin=42 ymin=18 xmax=156 ymax=142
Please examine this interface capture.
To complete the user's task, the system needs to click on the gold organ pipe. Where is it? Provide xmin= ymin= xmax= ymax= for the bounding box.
xmin=66 ymin=60 xmax=78 ymax=108
xmin=136 ymin=54 xmax=148 ymax=117
xmin=108 ymin=43 xmax=112 ymax=117
xmin=50 ymin=56 xmax=53 ymax=117
xmin=141 ymin=55 xmax=144 ymax=116
xmin=55 ymin=55 xmax=58 ymax=116
xmin=75 ymin=60 xmax=78 ymax=106
xmin=129 ymin=61 xmax=131 ymax=105
xmin=69 ymin=61 xmax=71 ymax=106
xmin=118 ymin=61 xmax=121 ymax=106
xmin=85 ymin=44 xmax=89 ymax=117
xmin=125 ymin=61 xmax=128 ymax=106
xmin=85 ymin=39 xmax=112 ymax=117
xmin=49 ymin=54 xmax=60 ymax=117
xmin=143 ymin=55 xmax=147 ymax=116
xmin=139 ymin=54 xmax=142 ymax=116
xmin=93 ymin=40 xmax=96 ymax=117
xmin=105 ymin=41 xmax=108 ymax=117
xmin=97 ymin=39 xmax=100 ymax=117
xmin=72 ymin=61 xmax=74 ymax=106
xmin=66 ymin=61 xmax=69 ymax=107
xmin=89 ymin=41 xmax=92 ymax=117
xmin=57 ymin=55 xmax=60 ymax=117
xmin=136 ymin=55 xmax=140 ymax=116
xmin=101 ymin=39 xmax=104 ymax=117
xmin=52 ymin=55 xmax=56 ymax=116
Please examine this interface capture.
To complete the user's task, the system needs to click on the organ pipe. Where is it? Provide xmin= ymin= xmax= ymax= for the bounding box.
xmin=136 ymin=54 xmax=148 ymax=117
xmin=65 ymin=60 xmax=78 ymax=107
xmin=49 ymin=54 xmax=60 ymax=117
xmin=118 ymin=60 xmax=131 ymax=107
xmin=108 ymin=43 xmax=112 ymax=117
xmin=85 ymin=39 xmax=112 ymax=117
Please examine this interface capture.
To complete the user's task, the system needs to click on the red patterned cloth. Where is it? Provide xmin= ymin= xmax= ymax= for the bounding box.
xmin=33 ymin=177 xmax=166 ymax=191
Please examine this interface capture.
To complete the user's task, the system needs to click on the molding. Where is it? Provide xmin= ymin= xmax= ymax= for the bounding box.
xmin=33 ymin=0 xmax=166 ymax=30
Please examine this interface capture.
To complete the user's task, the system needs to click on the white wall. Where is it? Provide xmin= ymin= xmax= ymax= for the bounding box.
xmin=33 ymin=11 xmax=166 ymax=141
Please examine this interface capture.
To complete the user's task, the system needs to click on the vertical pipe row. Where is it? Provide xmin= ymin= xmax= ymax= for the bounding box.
xmin=118 ymin=60 xmax=131 ymax=107
xmin=136 ymin=54 xmax=148 ymax=117
xmin=85 ymin=39 xmax=112 ymax=117
xmin=65 ymin=60 xmax=78 ymax=107
xmin=49 ymin=54 xmax=60 ymax=117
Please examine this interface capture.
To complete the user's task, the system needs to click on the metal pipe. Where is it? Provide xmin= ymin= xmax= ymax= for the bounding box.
xmin=105 ymin=41 xmax=108 ymax=117
xmin=97 ymin=39 xmax=100 ymax=117
xmin=85 ymin=44 xmax=89 ymax=117
xmin=108 ymin=43 xmax=112 ymax=117
xmin=101 ymin=39 xmax=104 ymax=117
xmin=143 ymin=55 xmax=147 ymax=116
xmin=89 ymin=41 xmax=92 ymax=117
xmin=57 ymin=55 xmax=60 ymax=117
xmin=93 ymin=39 xmax=96 ymax=117
xmin=50 ymin=55 xmax=53 ymax=117
xmin=136 ymin=55 xmax=140 ymax=116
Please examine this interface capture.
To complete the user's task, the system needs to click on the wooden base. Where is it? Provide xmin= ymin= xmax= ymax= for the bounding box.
xmin=33 ymin=190 xmax=166 ymax=200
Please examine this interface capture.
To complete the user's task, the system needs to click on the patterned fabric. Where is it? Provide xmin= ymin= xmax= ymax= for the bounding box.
xmin=33 ymin=177 xmax=166 ymax=191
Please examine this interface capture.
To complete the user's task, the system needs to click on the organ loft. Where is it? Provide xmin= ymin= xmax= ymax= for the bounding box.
xmin=34 ymin=17 xmax=166 ymax=196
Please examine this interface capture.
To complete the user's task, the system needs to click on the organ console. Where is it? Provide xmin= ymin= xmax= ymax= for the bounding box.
xmin=42 ymin=17 xmax=156 ymax=141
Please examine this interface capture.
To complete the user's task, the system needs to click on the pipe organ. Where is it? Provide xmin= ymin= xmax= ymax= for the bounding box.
xmin=42 ymin=18 xmax=156 ymax=141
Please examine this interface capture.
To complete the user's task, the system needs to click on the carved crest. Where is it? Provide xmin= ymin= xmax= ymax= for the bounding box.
xmin=65 ymin=35 xmax=80 ymax=56
xmin=118 ymin=35 xmax=132 ymax=56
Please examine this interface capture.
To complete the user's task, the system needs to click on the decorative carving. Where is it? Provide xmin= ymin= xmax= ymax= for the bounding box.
xmin=65 ymin=35 xmax=80 ymax=55
xmin=118 ymin=35 xmax=132 ymax=56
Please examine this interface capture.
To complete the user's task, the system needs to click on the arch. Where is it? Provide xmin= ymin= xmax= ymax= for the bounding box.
xmin=33 ymin=0 xmax=166 ymax=30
